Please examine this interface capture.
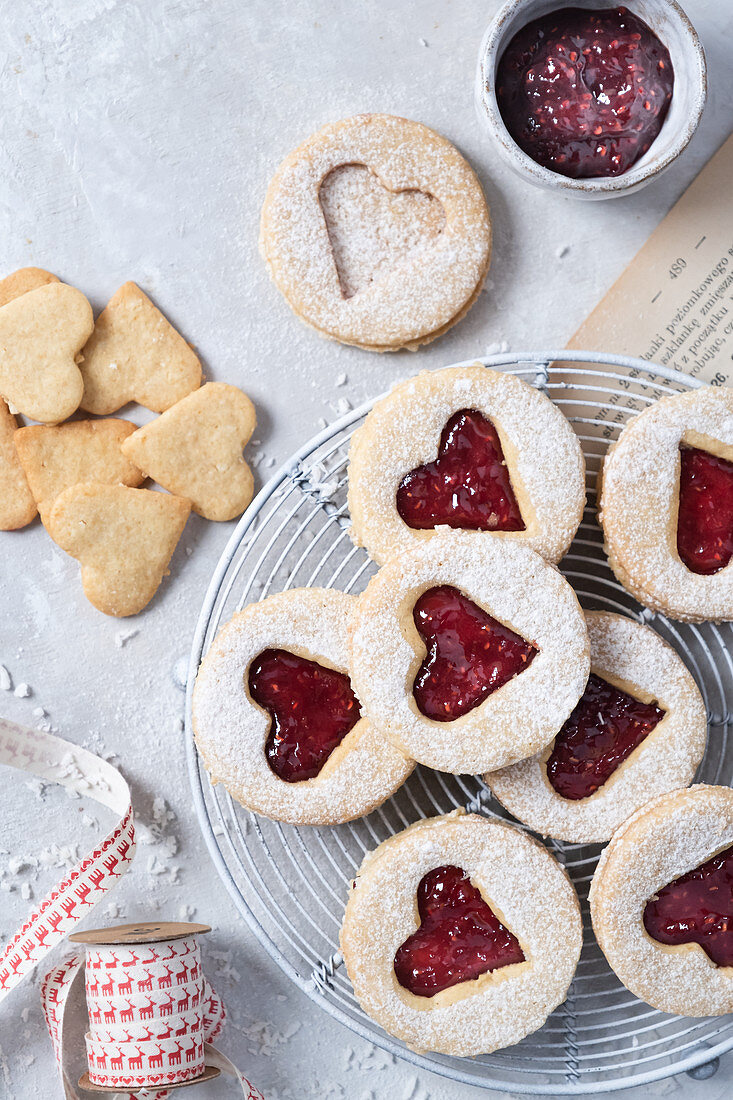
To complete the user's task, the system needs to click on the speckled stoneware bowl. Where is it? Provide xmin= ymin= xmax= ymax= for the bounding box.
xmin=475 ymin=0 xmax=707 ymax=199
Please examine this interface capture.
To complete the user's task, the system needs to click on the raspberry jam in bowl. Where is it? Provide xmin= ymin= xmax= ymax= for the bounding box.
xmin=476 ymin=0 xmax=706 ymax=198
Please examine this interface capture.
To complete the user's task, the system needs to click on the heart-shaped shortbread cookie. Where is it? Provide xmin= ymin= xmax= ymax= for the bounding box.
xmin=0 ymin=400 xmax=36 ymax=530
xmin=319 ymin=164 xmax=445 ymax=300
xmin=15 ymin=419 xmax=145 ymax=526
xmin=0 ymin=266 xmax=59 ymax=308
xmin=0 ymin=282 xmax=93 ymax=422
xmin=47 ymin=484 xmax=191 ymax=616
xmin=0 ymin=268 xmax=64 ymax=528
xmin=120 ymin=383 xmax=256 ymax=521
xmin=79 ymin=282 xmax=202 ymax=415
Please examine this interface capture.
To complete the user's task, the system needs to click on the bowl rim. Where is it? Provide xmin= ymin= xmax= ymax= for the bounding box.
xmin=476 ymin=0 xmax=708 ymax=193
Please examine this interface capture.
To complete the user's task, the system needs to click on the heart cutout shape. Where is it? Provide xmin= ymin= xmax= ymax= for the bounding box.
xmin=319 ymin=164 xmax=446 ymax=300
xmin=677 ymin=444 xmax=733 ymax=575
xmin=0 ymin=282 xmax=92 ymax=422
xmin=120 ymin=382 xmax=256 ymax=522
xmin=394 ymin=864 xmax=525 ymax=996
xmin=46 ymin=484 xmax=191 ymax=617
xmin=643 ymin=843 xmax=733 ymax=966
xmin=248 ymin=648 xmax=362 ymax=782
xmin=412 ymin=585 xmax=537 ymax=721
xmin=547 ymin=673 xmax=665 ymax=801
xmin=396 ymin=408 xmax=525 ymax=533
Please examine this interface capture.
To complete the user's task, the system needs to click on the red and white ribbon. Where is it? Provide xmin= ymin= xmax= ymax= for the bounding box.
xmin=0 ymin=719 xmax=264 ymax=1099
xmin=84 ymin=938 xmax=207 ymax=1089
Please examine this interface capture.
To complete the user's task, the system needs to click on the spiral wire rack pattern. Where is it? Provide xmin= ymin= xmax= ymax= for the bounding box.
xmin=185 ymin=352 xmax=733 ymax=1094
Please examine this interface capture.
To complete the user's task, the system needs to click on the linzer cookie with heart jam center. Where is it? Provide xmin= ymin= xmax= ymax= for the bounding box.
xmin=599 ymin=386 xmax=733 ymax=621
xmin=590 ymin=785 xmax=733 ymax=1016
xmin=348 ymin=530 xmax=589 ymax=775
xmin=259 ymin=114 xmax=492 ymax=351
xmin=340 ymin=811 xmax=582 ymax=1055
xmin=487 ymin=611 xmax=707 ymax=844
xmin=348 ymin=363 xmax=585 ymax=565
xmin=192 ymin=588 xmax=413 ymax=825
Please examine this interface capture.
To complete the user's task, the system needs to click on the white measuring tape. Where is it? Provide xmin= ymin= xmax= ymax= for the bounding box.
xmin=0 ymin=719 xmax=264 ymax=1098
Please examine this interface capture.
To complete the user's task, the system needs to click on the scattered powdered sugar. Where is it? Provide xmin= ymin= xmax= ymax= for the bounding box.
xmin=348 ymin=529 xmax=589 ymax=774
xmin=340 ymin=812 xmax=582 ymax=1056
xmin=590 ymin=786 xmax=733 ymax=1015
xmin=488 ymin=611 xmax=707 ymax=843
xmin=13 ymin=682 xmax=31 ymax=698
xmin=347 ymin=364 xmax=586 ymax=567
xmin=114 ymin=627 xmax=139 ymax=648
xmin=0 ymin=666 xmax=11 ymax=691
xmin=601 ymin=387 xmax=733 ymax=620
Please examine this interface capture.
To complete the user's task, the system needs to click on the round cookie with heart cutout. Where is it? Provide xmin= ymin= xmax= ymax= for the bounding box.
xmin=590 ymin=785 xmax=733 ymax=1016
xmin=599 ymin=386 xmax=733 ymax=622
xmin=340 ymin=811 xmax=582 ymax=1055
xmin=487 ymin=611 xmax=707 ymax=843
xmin=349 ymin=530 xmax=589 ymax=775
xmin=259 ymin=114 xmax=492 ymax=351
xmin=348 ymin=363 xmax=585 ymax=565
xmin=192 ymin=589 xmax=413 ymax=825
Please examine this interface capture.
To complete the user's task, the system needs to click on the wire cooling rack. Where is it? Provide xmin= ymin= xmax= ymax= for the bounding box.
xmin=185 ymin=351 xmax=733 ymax=1094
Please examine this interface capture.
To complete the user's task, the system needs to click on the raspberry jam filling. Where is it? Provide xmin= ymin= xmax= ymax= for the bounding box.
xmin=495 ymin=6 xmax=674 ymax=179
xmin=394 ymin=865 xmax=525 ymax=997
xmin=643 ymin=845 xmax=733 ymax=967
xmin=412 ymin=585 xmax=537 ymax=722
xmin=248 ymin=649 xmax=361 ymax=783
xmin=547 ymin=673 xmax=665 ymax=800
xmin=396 ymin=408 xmax=525 ymax=533
xmin=677 ymin=445 xmax=733 ymax=576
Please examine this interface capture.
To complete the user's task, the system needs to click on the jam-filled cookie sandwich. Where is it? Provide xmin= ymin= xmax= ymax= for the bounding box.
xmin=599 ymin=386 xmax=733 ymax=622
xmin=487 ymin=611 xmax=707 ymax=844
xmin=348 ymin=364 xmax=585 ymax=566
xmin=192 ymin=588 xmax=413 ymax=825
xmin=340 ymin=811 xmax=582 ymax=1055
xmin=349 ymin=530 xmax=589 ymax=775
xmin=590 ymin=785 xmax=733 ymax=1016
xmin=260 ymin=114 xmax=492 ymax=352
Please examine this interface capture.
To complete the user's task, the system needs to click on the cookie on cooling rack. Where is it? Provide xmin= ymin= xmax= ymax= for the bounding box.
xmin=340 ymin=810 xmax=582 ymax=1056
xmin=487 ymin=611 xmax=707 ymax=844
xmin=259 ymin=114 xmax=491 ymax=351
xmin=192 ymin=588 xmax=413 ymax=825
xmin=348 ymin=530 xmax=589 ymax=775
xmin=599 ymin=386 xmax=733 ymax=622
xmin=590 ymin=785 xmax=733 ymax=1016
xmin=348 ymin=364 xmax=585 ymax=566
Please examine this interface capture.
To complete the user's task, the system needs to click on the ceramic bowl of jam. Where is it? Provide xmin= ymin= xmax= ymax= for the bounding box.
xmin=476 ymin=0 xmax=707 ymax=198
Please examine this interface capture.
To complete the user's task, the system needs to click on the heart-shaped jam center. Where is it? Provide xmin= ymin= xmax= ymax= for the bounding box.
xmin=396 ymin=408 xmax=525 ymax=533
xmin=643 ymin=845 xmax=733 ymax=966
xmin=677 ymin=445 xmax=733 ymax=576
xmin=547 ymin=673 xmax=665 ymax=800
xmin=394 ymin=864 xmax=525 ymax=997
xmin=248 ymin=649 xmax=361 ymax=783
xmin=319 ymin=164 xmax=445 ymax=300
xmin=412 ymin=585 xmax=537 ymax=722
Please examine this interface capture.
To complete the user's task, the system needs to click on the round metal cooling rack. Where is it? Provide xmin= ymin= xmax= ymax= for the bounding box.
xmin=185 ymin=351 xmax=733 ymax=1095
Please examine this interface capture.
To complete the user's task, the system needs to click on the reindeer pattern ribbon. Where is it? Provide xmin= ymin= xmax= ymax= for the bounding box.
xmin=0 ymin=719 xmax=263 ymax=1099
